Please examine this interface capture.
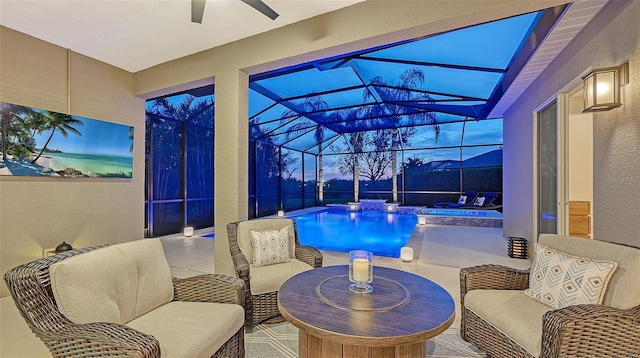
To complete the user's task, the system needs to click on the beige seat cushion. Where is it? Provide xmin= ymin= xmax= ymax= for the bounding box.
xmin=127 ymin=301 xmax=244 ymax=358
xmin=465 ymin=289 xmax=553 ymax=358
xmin=237 ymin=219 xmax=296 ymax=264
xmin=49 ymin=239 xmax=174 ymax=324
xmin=249 ymin=259 xmax=312 ymax=295
xmin=539 ymin=234 xmax=640 ymax=309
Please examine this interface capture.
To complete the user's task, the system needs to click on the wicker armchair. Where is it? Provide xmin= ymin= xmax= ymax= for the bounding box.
xmin=460 ymin=235 xmax=640 ymax=358
xmin=4 ymin=240 xmax=246 ymax=358
xmin=227 ymin=218 xmax=323 ymax=328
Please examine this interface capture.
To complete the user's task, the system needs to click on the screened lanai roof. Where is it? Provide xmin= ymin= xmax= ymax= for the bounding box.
xmin=248 ymin=5 xmax=567 ymax=155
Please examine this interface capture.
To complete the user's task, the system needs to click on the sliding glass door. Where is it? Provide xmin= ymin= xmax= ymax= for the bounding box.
xmin=537 ymin=101 xmax=558 ymax=234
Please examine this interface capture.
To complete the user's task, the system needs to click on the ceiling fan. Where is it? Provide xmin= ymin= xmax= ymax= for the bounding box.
xmin=191 ymin=0 xmax=279 ymax=23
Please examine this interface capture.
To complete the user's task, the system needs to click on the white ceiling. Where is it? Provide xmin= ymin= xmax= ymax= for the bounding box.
xmin=0 ymin=0 xmax=363 ymax=73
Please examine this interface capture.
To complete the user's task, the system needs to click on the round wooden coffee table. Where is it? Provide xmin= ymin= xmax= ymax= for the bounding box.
xmin=278 ymin=265 xmax=455 ymax=358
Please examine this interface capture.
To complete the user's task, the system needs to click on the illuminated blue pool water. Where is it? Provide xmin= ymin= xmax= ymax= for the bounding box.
xmin=293 ymin=210 xmax=417 ymax=257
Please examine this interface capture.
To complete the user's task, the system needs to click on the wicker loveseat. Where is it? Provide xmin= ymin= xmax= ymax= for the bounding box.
xmin=227 ymin=218 xmax=323 ymax=328
xmin=4 ymin=239 xmax=246 ymax=357
xmin=460 ymin=234 xmax=640 ymax=358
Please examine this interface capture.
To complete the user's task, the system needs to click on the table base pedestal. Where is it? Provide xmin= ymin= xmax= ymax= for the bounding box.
xmin=299 ymin=330 xmax=426 ymax=358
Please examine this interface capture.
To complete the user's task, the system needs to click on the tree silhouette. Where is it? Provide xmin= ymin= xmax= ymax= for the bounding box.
xmin=360 ymin=67 xmax=438 ymax=202
xmin=280 ymin=94 xmax=338 ymax=203
xmin=147 ymin=95 xmax=214 ymax=201
xmin=335 ymin=131 xmax=365 ymax=201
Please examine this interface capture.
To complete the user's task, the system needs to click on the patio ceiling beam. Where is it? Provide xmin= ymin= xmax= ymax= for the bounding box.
xmin=301 ymin=132 xmax=342 ymax=154
xmin=250 ymin=115 xmax=301 ymax=140
xmin=387 ymin=100 xmax=484 ymax=118
xmin=280 ymin=84 xmax=367 ymax=103
xmin=357 ymin=56 xmax=506 ymax=74
xmin=249 ymin=82 xmax=344 ymax=134
xmin=371 ymin=83 xmax=487 ymax=102
xmin=249 ymin=100 xmax=279 ymax=122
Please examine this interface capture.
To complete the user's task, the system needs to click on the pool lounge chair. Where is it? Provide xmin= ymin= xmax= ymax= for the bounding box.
xmin=451 ymin=192 xmax=501 ymax=210
xmin=433 ymin=191 xmax=479 ymax=208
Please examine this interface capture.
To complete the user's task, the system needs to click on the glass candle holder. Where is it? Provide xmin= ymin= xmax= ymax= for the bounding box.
xmin=349 ymin=250 xmax=373 ymax=293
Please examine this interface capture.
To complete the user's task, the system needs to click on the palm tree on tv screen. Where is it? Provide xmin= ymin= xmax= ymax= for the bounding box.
xmin=0 ymin=103 xmax=36 ymax=163
xmin=31 ymin=111 xmax=83 ymax=164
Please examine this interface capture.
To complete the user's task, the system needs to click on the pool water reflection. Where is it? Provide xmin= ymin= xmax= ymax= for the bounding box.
xmin=293 ymin=210 xmax=416 ymax=258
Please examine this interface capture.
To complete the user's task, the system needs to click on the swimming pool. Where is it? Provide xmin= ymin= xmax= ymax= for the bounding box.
xmin=293 ymin=210 xmax=416 ymax=257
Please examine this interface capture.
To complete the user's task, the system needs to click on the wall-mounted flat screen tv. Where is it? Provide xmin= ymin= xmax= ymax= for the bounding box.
xmin=0 ymin=102 xmax=133 ymax=178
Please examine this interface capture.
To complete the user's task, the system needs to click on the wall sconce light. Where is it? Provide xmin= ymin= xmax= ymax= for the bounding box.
xmin=583 ymin=63 xmax=629 ymax=112
xmin=184 ymin=227 xmax=194 ymax=237
xmin=387 ymin=205 xmax=394 ymax=211
xmin=418 ymin=216 xmax=427 ymax=225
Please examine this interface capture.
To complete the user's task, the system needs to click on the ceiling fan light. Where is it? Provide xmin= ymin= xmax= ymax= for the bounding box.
xmin=191 ymin=0 xmax=206 ymax=23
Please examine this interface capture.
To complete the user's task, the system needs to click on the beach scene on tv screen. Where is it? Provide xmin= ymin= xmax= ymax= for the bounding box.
xmin=0 ymin=102 xmax=134 ymax=178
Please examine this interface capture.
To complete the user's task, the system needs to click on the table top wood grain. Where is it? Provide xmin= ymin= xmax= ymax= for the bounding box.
xmin=278 ymin=265 xmax=455 ymax=347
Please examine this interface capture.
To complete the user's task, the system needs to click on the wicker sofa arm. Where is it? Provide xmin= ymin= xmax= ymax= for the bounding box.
xmin=296 ymin=245 xmax=323 ymax=268
xmin=460 ymin=264 xmax=530 ymax=303
xmin=540 ymin=303 xmax=640 ymax=358
xmin=230 ymin=251 xmax=250 ymax=280
xmin=172 ymin=274 xmax=245 ymax=306
xmin=41 ymin=321 xmax=160 ymax=357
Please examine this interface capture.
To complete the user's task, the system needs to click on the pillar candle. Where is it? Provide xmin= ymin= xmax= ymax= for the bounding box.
xmin=352 ymin=258 xmax=369 ymax=282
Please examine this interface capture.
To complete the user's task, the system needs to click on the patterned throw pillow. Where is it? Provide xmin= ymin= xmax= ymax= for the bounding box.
xmin=458 ymin=195 xmax=467 ymax=204
xmin=250 ymin=227 xmax=291 ymax=268
xmin=524 ymin=243 xmax=618 ymax=309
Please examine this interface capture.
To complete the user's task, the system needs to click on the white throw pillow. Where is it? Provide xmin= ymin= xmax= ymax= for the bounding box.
xmin=524 ymin=243 xmax=618 ymax=309
xmin=250 ymin=227 xmax=291 ymax=268
xmin=458 ymin=195 xmax=467 ymax=204
xmin=472 ymin=196 xmax=485 ymax=206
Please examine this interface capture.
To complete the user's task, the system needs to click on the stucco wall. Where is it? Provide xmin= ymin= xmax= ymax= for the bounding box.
xmin=504 ymin=0 xmax=640 ymax=248
xmin=0 ymin=27 xmax=145 ymax=297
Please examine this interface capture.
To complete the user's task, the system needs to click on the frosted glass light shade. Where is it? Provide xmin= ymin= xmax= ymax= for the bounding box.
xmin=583 ymin=64 xmax=628 ymax=112
xmin=400 ymin=247 xmax=413 ymax=262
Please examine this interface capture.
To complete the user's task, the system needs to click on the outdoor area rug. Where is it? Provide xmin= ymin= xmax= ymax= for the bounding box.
xmin=245 ymin=322 xmax=487 ymax=358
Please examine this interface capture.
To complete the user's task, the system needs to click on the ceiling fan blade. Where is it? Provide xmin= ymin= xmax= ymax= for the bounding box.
xmin=240 ymin=0 xmax=279 ymax=20
xmin=191 ymin=0 xmax=206 ymax=23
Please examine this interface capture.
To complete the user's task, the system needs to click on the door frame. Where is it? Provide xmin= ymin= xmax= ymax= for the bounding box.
xmin=532 ymin=70 xmax=591 ymax=241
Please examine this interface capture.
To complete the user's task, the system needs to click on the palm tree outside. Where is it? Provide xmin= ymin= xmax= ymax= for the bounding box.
xmin=280 ymin=95 xmax=334 ymax=204
xmin=360 ymin=67 xmax=438 ymax=203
